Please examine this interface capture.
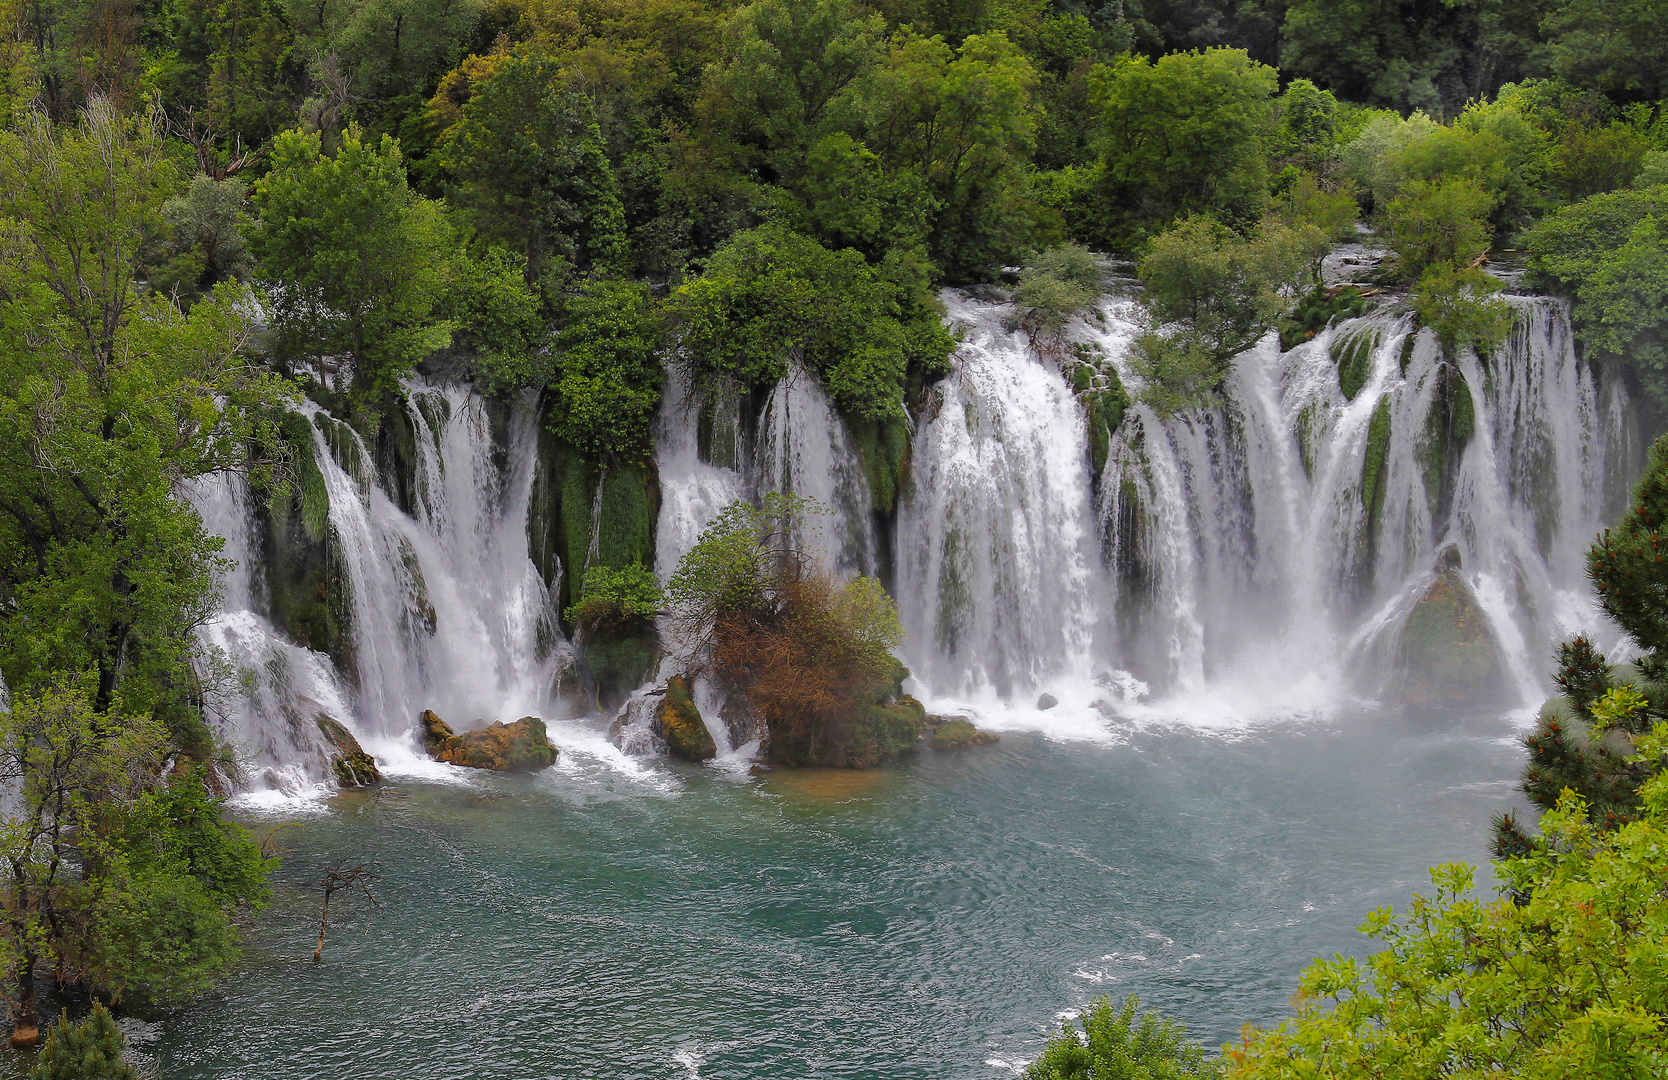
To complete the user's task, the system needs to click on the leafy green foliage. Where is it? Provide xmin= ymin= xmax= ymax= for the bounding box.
xmin=440 ymin=47 xmax=627 ymax=283
xmin=251 ymin=125 xmax=455 ymax=398
xmin=31 ymin=1003 xmax=136 ymax=1080
xmin=1412 ymin=263 xmax=1513 ymax=357
xmin=546 ymin=279 xmax=664 ymax=460
xmin=565 ymin=562 xmax=665 ymax=634
xmin=1227 ymin=767 xmax=1668 ymax=1079
xmin=1527 ymin=187 xmax=1668 ymax=413
xmin=1127 ymin=330 xmax=1225 ymax=417
xmin=1090 ymin=48 xmax=1278 ymax=248
xmin=1137 ymin=215 xmax=1328 ymax=360
xmin=1025 ymin=995 xmax=1221 ymax=1080
xmin=146 ymin=175 xmax=255 ymax=303
xmin=671 ymin=224 xmax=951 ymax=420
xmin=1013 ymin=243 xmax=1103 ymax=352
xmin=0 ymin=104 xmax=294 ymax=734
xmin=1380 ymin=178 xmax=1495 ymax=281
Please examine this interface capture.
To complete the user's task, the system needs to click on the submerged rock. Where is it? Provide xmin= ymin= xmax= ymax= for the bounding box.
xmin=1390 ymin=548 xmax=1508 ymax=707
xmin=419 ymin=709 xmax=559 ymax=772
xmin=928 ymin=717 xmax=1000 ymax=749
xmin=317 ymin=715 xmax=381 ymax=786
xmin=657 ymin=675 xmax=717 ymax=761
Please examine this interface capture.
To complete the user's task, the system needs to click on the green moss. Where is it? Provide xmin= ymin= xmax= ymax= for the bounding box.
xmin=420 ymin=710 xmax=558 ymax=771
xmin=1332 ymin=328 xmax=1380 ymax=401
xmin=597 ymin=463 xmax=659 ymax=571
xmin=850 ymin=414 xmax=913 ymax=515
xmin=1394 ymin=561 xmax=1506 ymax=707
xmin=1295 ymin=401 xmax=1320 ymax=481
xmin=1361 ymin=395 xmax=1393 ymax=538
xmin=696 ymin=386 xmax=743 ymax=470
xmin=1067 ymin=355 xmax=1128 ymax=482
xmin=658 ymin=675 xmax=717 ymax=761
xmin=261 ymin=412 xmax=345 ymax=663
xmin=1416 ymin=365 xmax=1477 ymax=527
xmin=584 ymin=630 xmax=660 ymax=713
xmin=1399 ymin=331 xmax=1418 ymax=375
xmin=851 ymin=694 xmax=926 ymax=765
xmin=929 ymin=717 xmax=999 ymax=748
xmin=375 ymin=392 xmax=420 ymax=517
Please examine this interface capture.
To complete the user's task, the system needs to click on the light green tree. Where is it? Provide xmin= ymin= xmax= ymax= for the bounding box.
xmin=1226 ymin=737 xmax=1668 ymax=1078
xmin=1025 ymin=995 xmax=1222 ymax=1080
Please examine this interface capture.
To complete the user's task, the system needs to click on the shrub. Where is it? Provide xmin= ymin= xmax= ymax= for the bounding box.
xmin=31 ymin=1003 xmax=137 ymax=1080
xmin=1014 ymin=243 xmax=1104 ymax=354
xmin=667 ymin=495 xmax=911 ymax=767
xmin=1025 ymin=995 xmax=1221 ymax=1080
xmin=565 ymin=563 xmax=665 ymax=636
xmin=1380 ymin=178 xmax=1495 ymax=282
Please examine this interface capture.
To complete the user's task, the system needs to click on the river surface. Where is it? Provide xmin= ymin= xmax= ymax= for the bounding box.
xmin=84 ymin=706 xmax=1525 ymax=1080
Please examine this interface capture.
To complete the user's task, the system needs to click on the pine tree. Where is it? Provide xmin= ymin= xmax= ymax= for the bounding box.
xmin=31 ymin=1004 xmax=138 ymax=1080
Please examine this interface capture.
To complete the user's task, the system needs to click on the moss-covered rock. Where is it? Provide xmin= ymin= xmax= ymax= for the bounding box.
xmin=419 ymin=709 xmax=559 ymax=771
xmin=375 ymin=392 xmax=421 ymax=518
xmin=849 ymin=414 xmax=913 ymax=516
xmin=1416 ymin=363 xmax=1476 ymax=530
xmin=261 ymin=411 xmax=350 ymax=667
xmin=1390 ymin=547 xmax=1508 ymax=707
xmin=584 ymin=630 xmax=660 ymax=713
xmin=657 ymin=675 xmax=717 ymax=761
xmin=1360 ymin=394 xmax=1393 ymax=539
xmin=316 ymin=715 xmax=381 ymax=786
xmin=1332 ymin=327 xmax=1380 ymax=401
xmin=928 ymin=717 xmax=999 ymax=749
xmin=526 ymin=409 xmax=660 ymax=634
xmin=850 ymin=694 xmax=927 ymax=766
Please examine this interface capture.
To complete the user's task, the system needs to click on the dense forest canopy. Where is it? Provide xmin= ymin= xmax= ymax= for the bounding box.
xmin=4 ymin=0 xmax=1668 ymax=1058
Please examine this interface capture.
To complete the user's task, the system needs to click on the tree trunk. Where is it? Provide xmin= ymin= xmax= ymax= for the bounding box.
xmin=313 ymin=893 xmax=330 ymax=961
xmin=11 ymin=954 xmax=39 ymax=1048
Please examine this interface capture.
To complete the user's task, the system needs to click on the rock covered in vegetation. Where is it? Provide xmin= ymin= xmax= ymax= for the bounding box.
xmin=927 ymin=716 xmax=1000 ymax=749
xmin=419 ymin=709 xmax=558 ymax=772
xmin=1390 ymin=548 xmax=1506 ymax=707
xmin=316 ymin=715 xmax=380 ymax=786
xmin=657 ymin=676 xmax=717 ymax=761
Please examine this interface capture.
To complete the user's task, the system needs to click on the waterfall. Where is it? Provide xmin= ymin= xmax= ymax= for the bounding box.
xmin=190 ymin=472 xmax=354 ymax=799
xmin=893 ymin=292 xmax=1114 ymax=721
xmin=1093 ymin=295 xmax=1635 ymax=719
xmin=201 ymin=281 xmax=1644 ymax=787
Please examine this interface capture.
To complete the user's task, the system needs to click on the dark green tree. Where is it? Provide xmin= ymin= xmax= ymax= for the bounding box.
xmin=30 ymin=1002 xmax=136 ymax=1080
xmin=440 ymin=47 xmax=628 ymax=283
xmin=1089 ymin=47 xmax=1277 ymax=248
xmin=251 ymin=125 xmax=456 ymax=398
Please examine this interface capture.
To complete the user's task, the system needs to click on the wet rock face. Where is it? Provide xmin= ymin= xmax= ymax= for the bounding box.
xmin=656 ymin=676 xmax=717 ymax=761
xmin=316 ymin=715 xmax=381 ymax=786
xmin=419 ymin=710 xmax=559 ymax=772
xmin=1391 ymin=549 xmax=1508 ymax=708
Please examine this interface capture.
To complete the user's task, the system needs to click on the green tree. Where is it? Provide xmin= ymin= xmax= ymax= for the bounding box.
xmin=1526 ymin=188 xmax=1668 ymax=412
xmin=670 ymin=224 xmax=952 ymax=420
xmin=0 ymin=103 xmax=293 ymax=736
xmin=251 ymin=125 xmax=455 ymax=398
xmin=1280 ymin=0 xmax=1552 ymax=116
xmin=695 ymin=0 xmax=885 ymax=183
xmin=1545 ymin=0 xmax=1668 ymax=103
xmin=1025 ymin=995 xmax=1222 ymax=1080
xmin=30 ymin=1002 xmax=136 ymax=1080
xmin=841 ymin=29 xmax=1042 ymax=279
xmin=145 ymin=174 xmax=256 ymax=303
xmin=1137 ymin=215 xmax=1327 ymax=360
xmin=1227 ymin=765 xmax=1668 ymax=1078
xmin=1380 ymin=178 xmax=1494 ymax=281
xmin=1412 ymin=263 xmax=1513 ymax=357
xmin=439 ymin=47 xmax=627 ymax=284
xmin=1013 ymin=243 xmax=1104 ymax=354
xmin=1090 ymin=47 xmax=1277 ymax=248
xmin=565 ymin=562 xmax=665 ymax=635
